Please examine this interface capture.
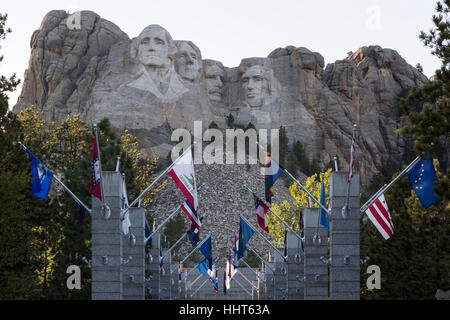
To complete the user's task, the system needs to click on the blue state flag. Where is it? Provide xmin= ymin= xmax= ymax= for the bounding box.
xmin=237 ymin=217 xmax=255 ymax=261
xmin=199 ymin=236 xmax=212 ymax=268
xmin=144 ymin=216 xmax=152 ymax=248
xmin=407 ymin=158 xmax=442 ymax=209
xmin=26 ymin=148 xmax=53 ymax=200
xmin=264 ymin=153 xmax=284 ymax=204
xmin=320 ymin=178 xmax=330 ymax=231
xmin=196 ymin=258 xmax=209 ymax=275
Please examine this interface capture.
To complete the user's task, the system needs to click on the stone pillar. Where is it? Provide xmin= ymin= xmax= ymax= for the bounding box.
xmin=303 ymin=208 xmax=328 ymax=300
xmin=122 ymin=207 xmax=145 ymax=300
xmin=273 ymin=248 xmax=287 ymax=300
xmin=329 ymin=172 xmax=360 ymax=300
xmin=159 ymin=248 xmax=171 ymax=300
xmin=265 ymin=256 xmax=275 ymax=300
xmin=147 ymin=232 xmax=160 ymax=300
xmin=92 ymin=171 xmax=122 ymax=300
xmin=170 ymin=261 xmax=180 ymax=300
xmin=286 ymin=231 xmax=304 ymax=300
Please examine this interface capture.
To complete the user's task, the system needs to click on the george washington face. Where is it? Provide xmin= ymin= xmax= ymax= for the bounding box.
xmin=137 ymin=25 xmax=173 ymax=69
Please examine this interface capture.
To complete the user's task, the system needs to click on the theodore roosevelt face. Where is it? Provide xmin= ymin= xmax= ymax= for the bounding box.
xmin=204 ymin=63 xmax=224 ymax=102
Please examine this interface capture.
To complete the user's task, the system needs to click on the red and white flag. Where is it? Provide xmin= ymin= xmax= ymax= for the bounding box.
xmin=365 ymin=193 xmax=394 ymax=240
xmin=348 ymin=129 xmax=356 ymax=182
xmin=90 ymin=134 xmax=102 ymax=200
xmin=169 ymin=149 xmax=198 ymax=210
xmin=254 ymin=196 xmax=269 ymax=233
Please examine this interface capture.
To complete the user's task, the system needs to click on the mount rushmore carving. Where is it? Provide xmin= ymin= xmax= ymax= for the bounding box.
xmin=13 ymin=10 xmax=430 ymax=186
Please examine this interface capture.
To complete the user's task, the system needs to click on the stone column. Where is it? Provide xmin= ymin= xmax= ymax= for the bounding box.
xmin=273 ymin=248 xmax=287 ymax=300
xmin=147 ymin=232 xmax=161 ymax=300
xmin=329 ymin=172 xmax=360 ymax=300
xmin=286 ymin=231 xmax=304 ymax=300
xmin=92 ymin=171 xmax=122 ymax=300
xmin=122 ymin=207 xmax=145 ymax=300
xmin=159 ymin=248 xmax=171 ymax=300
xmin=303 ymin=208 xmax=328 ymax=300
xmin=170 ymin=261 xmax=180 ymax=300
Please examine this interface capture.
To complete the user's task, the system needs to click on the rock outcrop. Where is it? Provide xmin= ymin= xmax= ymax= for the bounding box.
xmin=13 ymin=11 xmax=430 ymax=259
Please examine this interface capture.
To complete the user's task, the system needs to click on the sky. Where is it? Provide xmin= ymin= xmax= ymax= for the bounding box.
xmin=0 ymin=0 xmax=442 ymax=108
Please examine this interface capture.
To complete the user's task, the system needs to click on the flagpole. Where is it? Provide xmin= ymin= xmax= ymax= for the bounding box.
xmin=244 ymin=185 xmax=305 ymax=246
xmin=342 ymin=124 xmax=357 ymax=219
xmin=179 ymin=235 xmax=211 ymax=266
xmin=236 ymin=269 xmax=258 ymax=289
xmin=93 ymin=124 xmax=106 ymax=209
xmin=360 ymin=156 xmax=421 ymax=214
xmin=255 ymin=141 xmax=330 ymax=215
xmin=240 ymin=215 xmax=286 ymax=261
xmin=247 ymin=244 xmax=275 ymax=273
xmin=240 ymin=259 xmax=265 ymax=283
xmin=190 ymin=277 xmax=210 ymax=297
xmin=121 ymin=144 xmax=194 ymax=219
xmin=232 ymin=275 xmax=252 ymax=297
xmin=150 ymin=205 xmax=182 ymax=237
xmin=18 ymin=142 xmax=92 ymax=214
xmin=167 ymin=209 xmax=211 ymax=270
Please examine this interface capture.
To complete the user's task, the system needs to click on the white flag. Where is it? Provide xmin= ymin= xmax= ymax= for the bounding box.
xmin=168 ymin=149 xmax=198 ymax=209
xmin=121 ymin=177 xmax=131 ymax=235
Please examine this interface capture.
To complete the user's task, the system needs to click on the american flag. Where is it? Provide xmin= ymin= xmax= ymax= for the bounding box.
xmin=348 ymin=128 xmax=356 ymax=182
xmin=364 ymin=193 xmax=394 ymax=240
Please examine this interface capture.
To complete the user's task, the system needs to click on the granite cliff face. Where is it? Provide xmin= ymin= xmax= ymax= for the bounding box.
xmin=13 ymin=10 xmax=428 ymax=214
xmin=12 ymin=10 xmax=430 ymax=262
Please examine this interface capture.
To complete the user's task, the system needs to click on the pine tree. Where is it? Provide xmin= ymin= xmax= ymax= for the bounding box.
xmin=400 ymin=0 xmax=450 ymax=202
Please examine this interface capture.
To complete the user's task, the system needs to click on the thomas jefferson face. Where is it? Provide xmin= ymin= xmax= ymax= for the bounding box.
xmin=241 ymin=65 xmax=269 ymax=107
xmin=174 ymin=41 xmax=201 ymax=81
xmin=137 ymin=26 xmax=172 ymax=69
xmin=204 ymin=63 xmax=224 ymax=102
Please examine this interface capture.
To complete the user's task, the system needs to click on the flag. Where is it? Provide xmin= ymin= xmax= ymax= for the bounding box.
xmin=78 ymin=203 xmax=88 ymax=228
xmin=283 ymin=228 xmax=287 ymax=258
xmin=121 ymin=178 xmax=131 ymax=235
xmin=407 ymin=159 xmax=442 ymax=209
xmin=307 ymin=196 xmax=311 ymax=208
xmin=233 ymin=234 xmax=239 ymax=260
xmin=223 ymin=270 xmax=227 ymax=295
xmin=182 ymin=200 xmax=202 ymax=230
xmin=320 ymin=177 xmax=330 ymax=231
xmin=197 ymin=258 xmax=209 ymax=275
xmin=208 ymin=263 xmax=218 ymax=294
xmin=144 ymin=216 xmax=151 ymax=247
xmin=299 ymin=206 xmax=304 ymax=252
xmin=364 ymin=193 xmax=394 ymax=240
xmin=25 ymin=148 xmax=54 ymax=200
xmin=168 ymin=149 xmax=198 ymax=210
xmin=226 ymin=257 xmax=237 ymax=290
xmin=254 ymin=196 xmax=269 ymax=233
xmin=237 ymin=217 xmax=255 ymax=261
xmin=187 ymin=225 xmax=200 ymax=247
xmin=199 ymin=236 xmax=212 ymax=268
xmin=264 ymin=152 xmax=284 ymax=204
xmin=90 ymin=134 xmax=102 ymax=200
xmin=348 ymin=129 xmax=356 ymax=182
xmin=163 ymin=236 xmax=167 ymax=249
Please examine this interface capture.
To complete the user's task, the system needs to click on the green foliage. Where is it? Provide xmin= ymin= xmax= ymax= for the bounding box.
xmin=0 ymin=103 xmax=163 ymax=299
xmin=361 ymin=160 xmax=449 ymax=299
xmin=269 ymin=168 xmax=332 ymax=246
xmin=400 ymin=0 xmax=450 ymax=202
xmin=225 ymin=113 xmax=234 ymax=128
xmin=208 ymin=121 xmax=219 ymax=129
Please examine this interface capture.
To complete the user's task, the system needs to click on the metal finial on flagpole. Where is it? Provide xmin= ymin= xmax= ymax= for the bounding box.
xmin=115 ymin=156 xmax=121 ymax=172
xmin=333 ymin=156 xmax=338 ymax=172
